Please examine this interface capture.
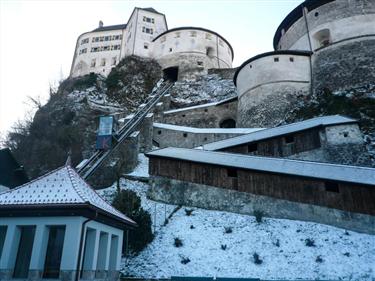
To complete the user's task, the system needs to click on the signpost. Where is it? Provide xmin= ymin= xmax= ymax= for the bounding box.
xmin=96 ymin=116 xmax=114 ymax=150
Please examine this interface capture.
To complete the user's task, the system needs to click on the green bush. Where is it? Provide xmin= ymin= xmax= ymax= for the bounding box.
xmin=112 ymin=190 xmax=153 ymax=254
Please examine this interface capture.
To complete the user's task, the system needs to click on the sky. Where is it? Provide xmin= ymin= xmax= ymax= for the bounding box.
xmin=0 ymin=0 xmax=304 ymax=135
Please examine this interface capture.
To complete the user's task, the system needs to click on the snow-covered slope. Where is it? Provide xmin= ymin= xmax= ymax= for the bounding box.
xmin=98 ymin=155 xmax=375 ymax=281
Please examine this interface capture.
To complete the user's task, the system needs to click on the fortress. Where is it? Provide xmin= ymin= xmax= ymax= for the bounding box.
xmin=70 ymin=7 xmax=233 ymax=80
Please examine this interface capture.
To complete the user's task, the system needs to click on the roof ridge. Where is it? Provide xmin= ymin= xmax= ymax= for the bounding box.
xmin=65 ymin=165 xmax=88 ymax=203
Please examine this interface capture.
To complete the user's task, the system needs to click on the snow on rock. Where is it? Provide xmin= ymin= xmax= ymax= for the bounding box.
xmin=127 ymin=153 xmax=149 ymax=178
xmin=98 ymin=178 xmax=375 ymax=281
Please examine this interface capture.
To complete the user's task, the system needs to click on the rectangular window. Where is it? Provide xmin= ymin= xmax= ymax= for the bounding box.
xmin=325 ymin=181 xmax=340 ymax=193
xmin=142 ymin=27 xmax=153 ymax=34
xmin=80 ymin=38 xmax=89 ymax=45
xmin=91 ymin=59 xmax=96 ymax=67
xmin=284 ymin=135 xmax=294 ymax=144
xmin=104 ymin=36 xmax=109 ymax=41
xmin=101 ymin=58 xmax=106 ymax=66
xmin=0 ymin=226 xmax=7 ymax=258
xmin=43 ymin=226 xmax=66 ymax=279
xmin=190 ymin=31 xmax=197 ymax=37
xmin=247 ymin=143 xmax=258 ymax=153
xmin=13 ymin=226 xmax=36 ymax=278
xmin=274 ymin=57 xmax=279 ymax=62
xmin=175 ymin=32 xmax=180 ymax=38
xmin=144 ymin=43 xmax=149 ymax=49
xmin=227 ymin=168 xmax=238 ymax=178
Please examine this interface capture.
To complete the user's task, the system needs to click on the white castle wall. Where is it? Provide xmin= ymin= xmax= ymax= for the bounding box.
xmin=275 ymin=0 xmax=375 ymax=51
xmin=71 ymin=29 xmax=125 ymax=77
xmin=152 ymin=28 xmax=233 ymax=79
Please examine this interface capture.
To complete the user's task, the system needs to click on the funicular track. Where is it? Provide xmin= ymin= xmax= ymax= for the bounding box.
xmin=76 ymin=80 xmax=174 ymax=180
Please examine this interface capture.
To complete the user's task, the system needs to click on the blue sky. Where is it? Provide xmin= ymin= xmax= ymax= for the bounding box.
xmin=0 ymin=0 xmax=303 ymax=134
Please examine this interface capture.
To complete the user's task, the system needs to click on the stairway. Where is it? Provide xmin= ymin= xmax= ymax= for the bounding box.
xmin=76 ymin=79 xmax=174 ymax=180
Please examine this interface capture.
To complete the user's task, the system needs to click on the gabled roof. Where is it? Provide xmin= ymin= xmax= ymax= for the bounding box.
xmin=140 ymin=7 xmax=163 ymax=15
xmin=203 ymin=115 xmax=357 ymax=151
xmin=0 ymin=165 xmax=136 ymax=228
xmin=0 ymin=148 xmax=28 ymax=188
xmin=92 ymin=24 xmax=127 ymax=32
xmin=146 ymin=147 xmax=375 ymax=186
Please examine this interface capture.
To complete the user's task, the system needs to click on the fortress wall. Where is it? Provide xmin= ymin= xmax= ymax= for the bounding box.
xmin=312 ymin=37 xmax=375 ymax=95
xmin=235 ymin=53 xmax=311 ymax=128
xmin=276 ymin=0 xmax=375 ymax=51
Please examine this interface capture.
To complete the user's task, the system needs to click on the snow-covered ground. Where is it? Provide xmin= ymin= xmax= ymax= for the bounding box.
xmin=98 ymin=154 xmax=375 ymax=281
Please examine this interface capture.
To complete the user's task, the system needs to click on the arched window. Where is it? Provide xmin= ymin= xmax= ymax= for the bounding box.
xmin=314 ymin=29 xmax=332 ymax=48
xmin=206 ymin=47 xmax=215 ymax=57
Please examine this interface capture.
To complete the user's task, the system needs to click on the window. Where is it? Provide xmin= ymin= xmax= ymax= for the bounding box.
xmin=169 ymin=48 xmax=173 ymax=52
xmin=0 ymin=226 xmax=7 ymax=258
xmin=91 ymin=59 xmax=96 ymax=67
xmin=144 ymin=43 xmax=149 ymax=49
xmin=112 ymin=57 xmax=117 ymax=65
xmin=157 ymin=130 xmax=162 ymax=135
xmin=274 ymin=57 xmax=279 ymax=62
xmin=284 ymin=135 xmax=294 ymax=144
xmin=227 ymin=168 xmax=238 ymax=178
xmin=142 ymin=26 xmax=153 ymax=34
xmin=314 ymin=29 xmax=331 ymax=48
xmin=205 ymin=33 xmax=212 ymax=40
xmin=190 ymin=31 xmax=197 ymax=37
xmin=43 ymin=226 xmax=66 ymax=278
xmin=197 ymin=61 xmax=203 ymax=66
xmin=103 ymin=46 xmax=110 ymax=51
xmin=289 ymin=57 xmax=294 ymax=62
xmin=175 ymin=32 xmax=180 ymax=38
xmin=81 ymin=38 xmax=89 ymax=45
xmin=143 ymin=16 xmax=154 ymax=23
xmin=99 ymin=36 xmax=104 ymax=42
xmin=325 ymin=181 xmax=339 ymax=193
xmin=161 ymin=36 xmax=166 ymax=43
xmin=104 ymin=36 xmax=110 ymax=41
xmin=206 ymin=47 xmax=215 ymax=57
xmin=13 ymin=226 xmax=36 ymax=278
xmin=183 ymin=133 xmax=188 ymax=138
xmin=101 ymin=58 xmax=106 ymax=66
xmin=247 ymin=143 xmax=258 ymax=153
xmin=249 ymin=65 xmax=252 ymax=69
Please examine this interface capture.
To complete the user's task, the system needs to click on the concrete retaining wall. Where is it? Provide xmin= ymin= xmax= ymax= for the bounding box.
xmin=148 ymin=176 xmax=375 ymax=234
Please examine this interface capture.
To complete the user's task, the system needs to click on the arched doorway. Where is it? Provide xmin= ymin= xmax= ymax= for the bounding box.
xmin=163 ymin=67 xmax=179 ymax=82
xmin=219 ymin=118 xmax=236 ymax=128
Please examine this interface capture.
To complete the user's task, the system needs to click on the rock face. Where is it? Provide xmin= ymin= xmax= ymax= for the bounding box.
xmin=168 ymin=73 xmax=237 ymax=108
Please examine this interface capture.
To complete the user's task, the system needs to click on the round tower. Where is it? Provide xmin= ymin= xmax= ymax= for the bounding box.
xmin=151 ymin=27 xmax=233 ymax=81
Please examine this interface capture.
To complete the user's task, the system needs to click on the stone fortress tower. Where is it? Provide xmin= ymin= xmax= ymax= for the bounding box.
xmin=70 ymin=8 xmax=233 ymax=80
xmin=235 ymin=0 xmax=375 ymax=127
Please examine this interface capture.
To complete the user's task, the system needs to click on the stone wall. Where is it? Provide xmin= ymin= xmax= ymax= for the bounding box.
xmin=237 ymin=82 xmax=310 ymax=128
xmin=207 ymin=68 xmax=237 ymax=80
xmin=148 ymin=176 xmax=375 ymax=234
xmin=312 ymin=38 xmax=375 ymax=95
xmin=162 ymin=99 xmax=237 ymax=128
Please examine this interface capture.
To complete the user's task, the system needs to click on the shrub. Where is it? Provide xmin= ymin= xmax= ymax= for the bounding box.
xmin=221 ymin=244 xmax=227 ymax=250
xmin=305 ymin=238 xmax=316 ymax=247
xmin=315 ymin=255 xmax=323 ymax=263
xmin=224 ymin=227 xmax=233 ymax=234
xmin=112 ymin=190 xmax=153 ymax=254
xmin=181 ymin=257 xmax=190 ymax=264
xmin=254 ymin=210 xmax=264 ymax=223
xmin=174 ymin=237 xmax=183 ymax=247
xmin=185 ymin=208 xmax=194 ymax=216
xmin=253 ymin=252 xmax=263 ymax=265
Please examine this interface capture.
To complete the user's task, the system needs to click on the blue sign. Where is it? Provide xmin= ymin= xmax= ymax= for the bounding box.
xmin=96 ymin=116 xmax=114 ymax=150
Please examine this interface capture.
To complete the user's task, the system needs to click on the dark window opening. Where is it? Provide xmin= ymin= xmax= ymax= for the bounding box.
xmin=206 ymin=47 xmax=215 ymax=57
xmin=325 ymin=181 xmax=339 ymax=193
xmin=197 ymin=61 xmax=203 ymax=66
xmin=227 ymin=168 xmax=238 ymax=178
xmin=163 ymin=67 xmax=179 ymax=82
xmin=204 ymin=137 xmax=207 ymax=141
xmin=343 ymin=132 xmax=349 ymax=137
xmin=220 ymin=118 xmax=236 ymax=128
xmin=0 ymin=226 xmax=7 ymax=258
xmin=289 ymin=57 xmax=294 ymax=62
xmin=13 ymin=226 xmax=36 ymax=278
xmin=204 ymin=109 xmax=208 ymax=112
xmin=315 ymin=12 xmax=319 ymax=17
xmin=43 ymin=226 xmax=66 ymax=278
xmin=183 ymin=133 xmax=188 ymax=138
xmin=169 ymin=48 xmax=173 ymax=52
xmin=274 ymin=57 xmax=279 ymax=62
xmin=285 ymin=135 xmax=295 ymax=144
xmin=157 ymin=130 xmax=162 ymax=135
xmin=247 ymin=143 xmax=258 ymax=153
xmin=249 ymin=65 xmax=252 ymax=69
xmin=182 ymin=114 xmax=186 ymax=118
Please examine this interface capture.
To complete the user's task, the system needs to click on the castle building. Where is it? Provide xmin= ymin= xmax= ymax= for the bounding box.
xmin=70 ymin=8 xmax=233 ymax=80
xmin=234 ymin=0 xmax=375 ymax=128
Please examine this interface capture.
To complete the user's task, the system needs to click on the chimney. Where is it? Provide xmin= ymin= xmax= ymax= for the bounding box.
xmin=99 ymin=20 xmax=104 ymax=28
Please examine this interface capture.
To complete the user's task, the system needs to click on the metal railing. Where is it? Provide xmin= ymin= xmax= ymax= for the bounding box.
xmin=76 ymin=79 xmax=174 ymax=179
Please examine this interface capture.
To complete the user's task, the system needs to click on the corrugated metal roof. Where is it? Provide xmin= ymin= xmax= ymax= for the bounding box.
xmin=0 ymin=165 xmax=136 ymax=226
xmin=146 ymin=147 xmax=375 ymax=186
xmin=203 ymin=115 xmax=357 ymax=151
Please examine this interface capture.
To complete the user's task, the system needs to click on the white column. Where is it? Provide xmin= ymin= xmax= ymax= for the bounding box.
xmin=60 ymin=220 xmax=82 ymax=271
xmin=115 ymin=231 xmax=124 ymax=270
xmin=104 ymin=233 xmax=112 ymax=270
xmin=29 ymin=224 xmax=49 ymax=271
xmin=0 ymin=223 xmax=20 ymax=270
